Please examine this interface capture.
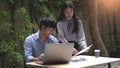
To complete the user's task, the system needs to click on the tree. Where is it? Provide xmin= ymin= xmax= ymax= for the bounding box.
xmin=86 ymin=0 xmax=109 ymax=57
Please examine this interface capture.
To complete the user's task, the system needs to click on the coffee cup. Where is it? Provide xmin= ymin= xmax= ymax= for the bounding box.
xmin=94 ymin=50 xmax=100 ymax=58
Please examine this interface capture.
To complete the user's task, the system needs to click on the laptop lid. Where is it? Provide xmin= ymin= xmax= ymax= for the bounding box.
xmin=43 ymin=43 xmax=74 ymax=65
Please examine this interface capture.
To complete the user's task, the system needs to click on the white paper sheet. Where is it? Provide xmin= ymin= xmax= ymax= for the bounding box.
xmin=72 ymin=44 xmax=93 ymax=57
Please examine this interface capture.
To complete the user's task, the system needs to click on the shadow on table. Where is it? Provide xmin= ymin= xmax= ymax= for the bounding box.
xmin=71 ymin=58 xmax=86 ymax=62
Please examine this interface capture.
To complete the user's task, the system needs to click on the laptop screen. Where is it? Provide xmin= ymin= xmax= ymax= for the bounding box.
xmin=43 ymin=43 xmax=74 ymax=65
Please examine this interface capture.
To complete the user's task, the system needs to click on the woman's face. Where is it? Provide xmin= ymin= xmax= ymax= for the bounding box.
xmin=64 ymin=7 xmax=74 ymax=21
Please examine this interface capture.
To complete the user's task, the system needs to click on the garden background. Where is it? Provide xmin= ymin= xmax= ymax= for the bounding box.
xmin=0 ymin=0 xmax=120 ymax=68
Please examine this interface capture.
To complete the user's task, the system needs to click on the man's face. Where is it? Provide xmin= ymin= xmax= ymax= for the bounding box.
xmin=64 ymin=7 xmax=74 ymax=21
xmin=42 ymin=26 xmax=54 ymax=37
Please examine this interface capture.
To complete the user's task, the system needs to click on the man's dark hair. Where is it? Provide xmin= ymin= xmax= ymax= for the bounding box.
xmin=39 ymin=17 xmax=56 ymax=30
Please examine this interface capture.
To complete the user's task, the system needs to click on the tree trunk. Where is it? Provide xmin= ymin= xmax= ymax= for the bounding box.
xmin=86 ymin=0 xmax=109 ymax=57
xmin=28 ymin=0 xmax=35 ymax=33
xmin=9 ymin=0 xmax=16 ymax=41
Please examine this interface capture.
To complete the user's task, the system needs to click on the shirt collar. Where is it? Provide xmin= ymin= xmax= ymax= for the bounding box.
xmin=35 ymin=30 xmax=50 ymax=41
xmin=63 ymin=18 xmax=73 ymax=24
xmin=35 ymin=30 xmax=40 ymax=40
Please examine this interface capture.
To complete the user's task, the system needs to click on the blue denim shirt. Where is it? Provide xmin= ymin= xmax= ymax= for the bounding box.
xmin=24 ymin=31 xmax=59 ymax=62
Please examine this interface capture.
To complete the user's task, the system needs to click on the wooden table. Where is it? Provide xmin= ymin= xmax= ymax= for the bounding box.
xmin=26 ymin=55 xmax=120 ymax=68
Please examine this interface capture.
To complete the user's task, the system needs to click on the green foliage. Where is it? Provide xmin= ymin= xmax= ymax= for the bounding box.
xmin=1 ymin=51 xmax=24 ymax=68
xmin=0 ymin=6 xmax=32 ymax=68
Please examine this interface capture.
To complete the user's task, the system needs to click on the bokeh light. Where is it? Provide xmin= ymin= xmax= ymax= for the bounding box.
xmin=99 ymin=0 xmax=119 ymax=11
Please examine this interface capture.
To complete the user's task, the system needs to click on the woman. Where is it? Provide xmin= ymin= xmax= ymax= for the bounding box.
xmin=57 ymin=1 xmax=87 ymax=54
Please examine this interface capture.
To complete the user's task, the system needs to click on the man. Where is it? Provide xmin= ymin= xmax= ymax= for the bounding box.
xmin=24 ymin=17 xmax=59 ymax=64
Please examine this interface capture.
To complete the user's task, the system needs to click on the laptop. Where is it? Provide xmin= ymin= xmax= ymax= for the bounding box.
xmin=36 ymin=43 xmax=74 ymax=65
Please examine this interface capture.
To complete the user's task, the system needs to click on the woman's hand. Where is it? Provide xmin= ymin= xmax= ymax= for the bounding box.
xmin=73 ymin=48 xmax=78 ymax=54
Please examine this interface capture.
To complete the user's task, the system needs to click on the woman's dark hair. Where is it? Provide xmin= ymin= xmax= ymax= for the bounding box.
xmin=39 ymin=17 xmax=56 ymax=30
xmin=57 ymin=1 xmax=79 ymax=33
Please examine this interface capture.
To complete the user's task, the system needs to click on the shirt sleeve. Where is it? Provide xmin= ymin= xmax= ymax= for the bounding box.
xmin=24 ymin=37 xmax=34 ymax=62
xmin=50 ymin=35 xmax=59 ymax=43
xmin=77 ymin=20 xmax=87 ymax=49
xmin=57 ymin=22 xmax=68 ymax=43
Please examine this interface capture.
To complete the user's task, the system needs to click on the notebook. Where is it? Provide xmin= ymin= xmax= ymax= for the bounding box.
xmin=36 ymin=43 xmax=74 ymax=65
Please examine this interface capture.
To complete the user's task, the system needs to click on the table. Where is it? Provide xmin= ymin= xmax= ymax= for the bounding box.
xmin=26 ymin=55 xmax=120 ymax=68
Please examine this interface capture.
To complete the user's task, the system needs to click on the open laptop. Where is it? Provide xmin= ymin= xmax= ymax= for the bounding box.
xmin=36 ymin=43 xmax=74 ymax=65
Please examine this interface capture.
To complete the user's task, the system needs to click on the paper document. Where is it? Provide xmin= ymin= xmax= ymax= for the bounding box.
xmin=72 ymin=44 xmax=93 ymax=57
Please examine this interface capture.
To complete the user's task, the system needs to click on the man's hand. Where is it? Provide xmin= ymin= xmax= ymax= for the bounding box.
xmin=38 ymin=53 xmax=44 ymax=61
xmin=31 ymin=53 xmax=44 ymax=61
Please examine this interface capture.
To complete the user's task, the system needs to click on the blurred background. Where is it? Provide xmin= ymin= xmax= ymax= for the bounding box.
xmin=0 ymin=0 xmax=120 ymax=68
